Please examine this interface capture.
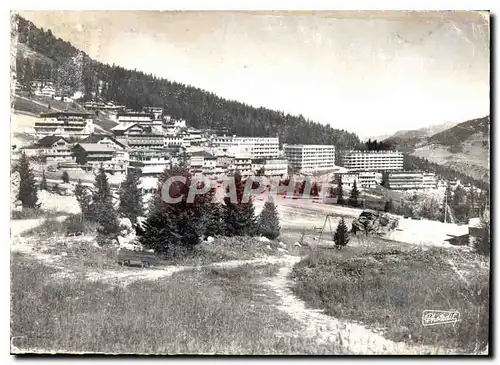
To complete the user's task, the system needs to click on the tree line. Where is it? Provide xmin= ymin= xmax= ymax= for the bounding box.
xmin=13 ymin=15 xmax=362 ymax=150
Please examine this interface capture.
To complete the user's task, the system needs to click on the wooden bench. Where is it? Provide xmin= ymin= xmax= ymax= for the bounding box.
xmin=117 ymin=248 xmax=156 ymax=268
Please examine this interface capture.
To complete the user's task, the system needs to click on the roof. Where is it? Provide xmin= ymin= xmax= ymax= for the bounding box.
xmin=73 ymin=143 xmax=116 ymax=152
xmin=36 ymin=135 xmax=69 ymax=147
xmin=190 ymin=151 xmax=216 ymax=159
xmin=40 ymin=111 xmax=94 ymax=118
xmin=111 ymin=122 xmax=142 ymax=132
xmin=81 ymin=134 xmax=127 ymax=149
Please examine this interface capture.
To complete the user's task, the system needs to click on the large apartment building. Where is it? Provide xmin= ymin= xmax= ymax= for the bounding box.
xmin=212 ymin=136 xmax=279 ymax=159
xmin=283 ymin=144 xmax=336 ymax=173
xmin=34 ymin=111 xmax=95 ymax=138
xmin=388 ymin=171 xmax=437 ymax=190
xmin=341 ymin=150 xmax=404 ymax=172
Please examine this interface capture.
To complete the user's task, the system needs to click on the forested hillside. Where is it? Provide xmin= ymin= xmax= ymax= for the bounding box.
xmin=12 ymin=14 xmax=362 ymax=149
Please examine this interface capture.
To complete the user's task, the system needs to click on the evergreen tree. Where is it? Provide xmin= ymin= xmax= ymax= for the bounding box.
xmin=348 ymin=180 xmax=360 ymax=207
xmin=118 ymin=168 xmax=144 ymax=223
xmin=310 ymin=182 xmax=320 ymax=197
xmin=223 ymin=171 xmax=257 ymax=236
xmin=334 ymin=217 xmax=350 ymax=249
xmin=258 ymin=198 xmax=281 ymax=239
xmin=39 ymin=170 xmax=48 ymax=190
xmin=61 ymin=171 xmax=70 ymax=183
xmin=384 ymin=199 xmax=394 ymax=213
xmin=381 ymin=172 xmax=390 ymax=188
xmin=92 ymin=168 xmax=119 ymax=235
xmin=74 ymin=179 xmax=92 ymax=219
xmin=140 ymin=166 xmax=217 ymax=255
xmin=336 ymin=178 xmax=345 ymax=206
xmin=15 ymin=152 xmax=38 ymax=208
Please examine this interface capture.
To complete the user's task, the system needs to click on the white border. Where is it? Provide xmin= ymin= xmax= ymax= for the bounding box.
xmin=1 ymin=1 xmax=496 ymax=364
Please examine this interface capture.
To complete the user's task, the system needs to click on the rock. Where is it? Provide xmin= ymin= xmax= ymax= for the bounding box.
xmin=206 ymin=236 xmax=215 ymax=243
xmin=278 ymin=241 xmax=286 ymax=249
xmin=259 ymin=236 xmax=270 ymax=242
xmin=266 ymin=245 xmax=271 ymax=250
xmin=277 ymin=247 xmax=287 ymax=253
xmin=293 ymin=242 xmax=302 ymax=247
xmin=92 ymin=241 xmax=101 ymax=248
xmin=119 ymin=218 xmax=133 ymax=232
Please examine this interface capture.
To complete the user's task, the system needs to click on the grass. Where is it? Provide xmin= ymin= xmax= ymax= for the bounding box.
xmin=11 ymin=253 xmax=339 ymax=354
xmin=291 ymin=245 xmax=489 ymax=354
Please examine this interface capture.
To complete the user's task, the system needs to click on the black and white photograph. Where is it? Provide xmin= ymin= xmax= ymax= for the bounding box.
xmin=9 ymin=9 xmax=491 ymax=355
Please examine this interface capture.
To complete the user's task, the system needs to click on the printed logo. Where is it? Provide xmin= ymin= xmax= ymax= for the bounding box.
xmin=422 ymin=310 xmax=460 ymax=326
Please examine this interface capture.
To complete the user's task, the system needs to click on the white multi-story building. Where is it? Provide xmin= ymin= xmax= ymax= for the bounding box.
xmin=341 ymin=150 xmax=404 ymax=172
xmin=128 ymin=149 xmax=172 ymax=177
xmin=283 ymin=144 xmax=336 ymax=173
xmin=189 ymin=151 xmax=217 ymax=176
xmin=117 ymin=112 xmax=153 ymax=128
xmin=34 ymin=111 xmax=95 ymax=138
xmin=337 ymin=171 xmax=382 ymax=189
xmin=422 ymin=172 xmax=438 ymax=189
xmin=388 ymin=171 xmax=437 ymax=190
xmin=251 ymin=159 xmax=288 ymax=178
xmin=212 ymin=136 xmax=279 ymax=159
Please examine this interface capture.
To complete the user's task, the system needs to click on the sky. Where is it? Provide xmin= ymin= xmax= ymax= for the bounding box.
xmin=17 ymin=11 xmax=490 ymax=139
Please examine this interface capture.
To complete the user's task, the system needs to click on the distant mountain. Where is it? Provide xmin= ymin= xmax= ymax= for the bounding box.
xmin=383 ymin=121 xmax=458 ymax=152
xmin=388 ymin=116 xmax=490 ymax=183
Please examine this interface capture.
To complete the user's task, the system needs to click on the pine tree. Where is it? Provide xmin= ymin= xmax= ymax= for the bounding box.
xmin=336 ymin=178 xmax=345 ymax=206
xmin=39 ymin=170 xmax=48 ymax=190
xmin=258 ymin=198 xmax=281 ymax=239
xmin=348 ymin=180 xmax=360 ymax=207
xmin=310 ymin=182 xmax=320 ymax=197
xmin=92 ymin=168 xmax=119 ymax=235
xmin=140 ymin=166 xmax=217 ymax=255
xmin=75 ymin=179 xmax=92 ymax=219
xmin=15 ymin=152 xmax=38 ymax=208
xmin=61 ymin=171 xmax=70 ymax=183
xmin=118 ymin=168 xmax=144 ymax=223
xmin=223 ymin=171 xmax=257 ymax=236
xmin=334 ymin=217 xmax=349 ymax=249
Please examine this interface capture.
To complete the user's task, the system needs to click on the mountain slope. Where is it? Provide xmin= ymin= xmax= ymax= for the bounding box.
xmin=11 ymin=14 xmax=362 ymax=150
xmin=411 ymin=116 xmax=490 ymax=182
xmin=383 ymin=121 xmax=458 ymax=153
xmin=388 ymin=116 xmax=490 ymax=183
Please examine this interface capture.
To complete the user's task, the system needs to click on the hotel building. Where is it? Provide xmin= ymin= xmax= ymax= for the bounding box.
xmin=283 ymin=144 xmax=336 ymax=173
xmin=212 ymin=136 xmax=279 ymax=159
xmin=341 ymin=150 xmax=404 ymax=172
xmin=387 ymin=171 xmax=437 ymax=190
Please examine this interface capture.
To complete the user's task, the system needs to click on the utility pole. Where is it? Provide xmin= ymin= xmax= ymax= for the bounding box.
xmin=444 ymin=191 xmax=448 ymax=223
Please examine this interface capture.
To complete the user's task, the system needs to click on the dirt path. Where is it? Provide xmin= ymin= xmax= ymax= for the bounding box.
xmin=265 ymin=256 xmax=455 ymax=355
xmin=11 ymin=217 xmax=458 ymax=354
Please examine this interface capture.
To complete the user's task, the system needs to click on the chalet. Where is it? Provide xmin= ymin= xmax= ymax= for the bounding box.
xmin=35 ymin=111 xmax=94 ymax=138
xmin=35 ymin=135 xmax=74 ymax=162
xmin=111 ymin=122 xmax=146 ymax=137
xmin=72 ymin=143 xmax=126 ymax=174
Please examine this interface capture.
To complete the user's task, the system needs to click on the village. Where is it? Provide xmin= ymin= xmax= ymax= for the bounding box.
xmin=10 ymin=11 xmax=491 ymax=357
